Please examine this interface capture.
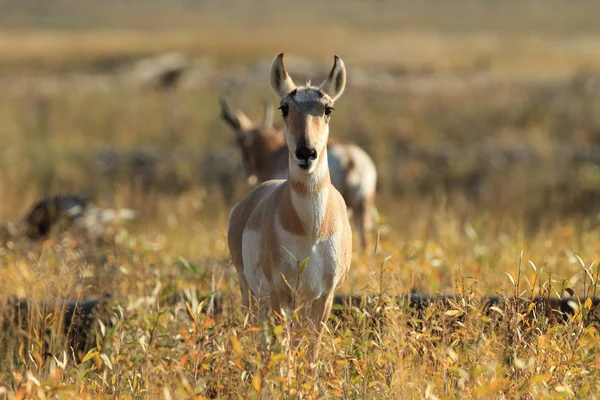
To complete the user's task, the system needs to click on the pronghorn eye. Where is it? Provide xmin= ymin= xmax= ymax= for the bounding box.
xmin=278 ymin=104 xmax=289 ymax=117
xmin=324 ymin=107 xmax=335 ymax=116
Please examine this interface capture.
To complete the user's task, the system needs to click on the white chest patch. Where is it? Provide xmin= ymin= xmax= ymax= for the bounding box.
xmin=273 ymin=215 xmax=344 ymax=304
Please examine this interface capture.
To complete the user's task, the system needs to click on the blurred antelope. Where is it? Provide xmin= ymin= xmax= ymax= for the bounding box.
xmin=0 ymin=194 xmax=137 ymax=245
xmin=228 ymin=54 xmax=352 ymax=358
xmin=221 ymin=84 xmax=377 ymax=250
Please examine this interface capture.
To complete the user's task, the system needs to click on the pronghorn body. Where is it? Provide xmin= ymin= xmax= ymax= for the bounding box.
xmin=221 ymin=92 xmax=377 ymax=250
xmin=0 ymin=194 xmax=137 ymax=244
xmin=228 ymin=177 xmax=351 ymax=307
xmin=228 ymin=54 xmax=352 ymax=356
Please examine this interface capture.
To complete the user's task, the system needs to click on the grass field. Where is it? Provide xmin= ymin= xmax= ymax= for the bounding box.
xmin=2 ymin=1 xmax=600 ymax=398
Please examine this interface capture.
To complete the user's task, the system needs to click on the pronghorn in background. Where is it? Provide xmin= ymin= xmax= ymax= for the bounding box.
xmin=228 ymin=53 xmax=352 ymax=357
xmin=0 ymin=194 xmax=137 ymax=245
xmin=220 ymin=95 xmax=286 ymax=184
xmin=221 ymin=86 xmax=377 ymax=250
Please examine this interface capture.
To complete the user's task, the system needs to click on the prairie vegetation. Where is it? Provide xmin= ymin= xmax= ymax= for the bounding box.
xmin=1 ymin=1 xmax=600 ymax=398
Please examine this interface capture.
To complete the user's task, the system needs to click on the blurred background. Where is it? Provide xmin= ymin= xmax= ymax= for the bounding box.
xmin=2 ymin=0 xmax=600 ymax=294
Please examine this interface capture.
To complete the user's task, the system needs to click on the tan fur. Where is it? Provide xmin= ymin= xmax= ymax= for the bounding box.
xmin=289 ymin=171 xmax=327 ymax=197
xmin=228 ymin=181 xmax=280 ymax=274
xmin=246 ymin=129 xmax=287 ymax=182
xmin=320 ymin=187 xmax=342 ymax=238
xmin=278 ymin=186 xmax=306 ymax=236
xmin=227 ymin=54 xmax=353 ymax=360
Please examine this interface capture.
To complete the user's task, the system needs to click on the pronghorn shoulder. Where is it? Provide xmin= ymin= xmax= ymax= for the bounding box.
xmin=320 ymin=185 xmax=351 ymax=239
xmin=228 ymin=180 xmax=284 ymax=232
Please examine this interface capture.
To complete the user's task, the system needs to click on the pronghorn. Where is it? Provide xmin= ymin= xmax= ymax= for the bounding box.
xmin=0 ymin=194 xmax=137 ymax=243
xmin=221 ymin=87 xmax=377 ymax=250
xmin=228 ymin=53 xmax=352 ymax=357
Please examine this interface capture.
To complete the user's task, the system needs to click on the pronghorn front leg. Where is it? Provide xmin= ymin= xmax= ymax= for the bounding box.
xmin=307 ymin=292 xmax=336 ymax=362
xmin=268 ymin=283 xmax=296 ymax=352
xmin=235 ymin=269 xmax=266 ymax=330
xmin=235 ymin=269 xmax=252 ymax=310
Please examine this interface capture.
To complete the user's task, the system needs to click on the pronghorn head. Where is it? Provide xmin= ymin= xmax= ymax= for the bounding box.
xmin=270 ymin=53 xmax=346 ymax=174
xmin=219 ymin=94 xmax=277 ymax=181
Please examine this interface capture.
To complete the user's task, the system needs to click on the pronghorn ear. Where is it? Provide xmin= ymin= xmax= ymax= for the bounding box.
xmin=270 ymin=53 xmax=296 ymax=98
xmin=220 ymin=94 xmax=253 ymax=133
xmin=262 ymin=99 xmax=274 ymax=128
xmin=320 ymin=55 xmax=346 ymax=102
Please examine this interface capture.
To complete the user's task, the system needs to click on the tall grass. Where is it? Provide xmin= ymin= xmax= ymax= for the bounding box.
xmin=1 ymin=212 xmax=600 ymax=397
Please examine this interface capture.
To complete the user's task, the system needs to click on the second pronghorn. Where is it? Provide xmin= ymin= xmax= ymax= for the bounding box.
xmin=221 ymin=81 xmax=377 ymax=250
xmin=228 ymin=53 xmax=352 ymax=357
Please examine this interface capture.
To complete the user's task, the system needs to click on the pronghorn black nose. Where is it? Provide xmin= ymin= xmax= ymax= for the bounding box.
xmin=295 ymin=146 xmax=317 ymax=162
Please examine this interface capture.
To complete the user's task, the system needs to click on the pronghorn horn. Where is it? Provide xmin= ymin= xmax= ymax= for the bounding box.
xmin=219 ymin=94 xmax=240 ymax=130
xmin=320 ymin=55 xmax=347 ymax=101
xmin=219 ymin=94 xmax=253 ymax=133
xmin=262 ymin=99 xmax=274 ymax=128
xmin=270 ymin=53 xmax=296 ymax=98
xmin=219 ymin=94 xmax=241 ymax=131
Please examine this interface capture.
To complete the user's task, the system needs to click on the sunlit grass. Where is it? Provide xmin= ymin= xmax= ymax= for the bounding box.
xmin=1 ymin=203 xmax=600 ymax=397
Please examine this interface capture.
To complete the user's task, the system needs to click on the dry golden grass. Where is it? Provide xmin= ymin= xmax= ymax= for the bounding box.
xmin=1 ymin=200 xmax=600 ymax=398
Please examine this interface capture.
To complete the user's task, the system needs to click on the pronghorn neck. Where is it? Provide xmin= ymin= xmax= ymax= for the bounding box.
xmin=286 ymin=148 xmax=331 ymax=238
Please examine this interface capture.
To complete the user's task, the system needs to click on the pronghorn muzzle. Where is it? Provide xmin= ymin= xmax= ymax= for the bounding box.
xmin=295 ymin=144 xmax=317 ymax=169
